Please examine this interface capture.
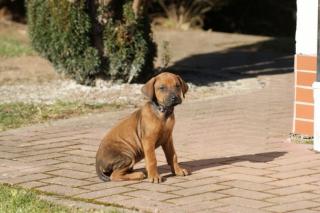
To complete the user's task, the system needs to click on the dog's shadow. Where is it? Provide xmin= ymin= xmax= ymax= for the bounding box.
xmin=154 ymin=151 xmax=287 ymax=181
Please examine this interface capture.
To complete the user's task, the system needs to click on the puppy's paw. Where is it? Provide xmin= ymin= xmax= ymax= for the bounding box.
xmin=133 ymin=171 xmax=146 ymax=180
xmin=175 ymin=167 xmax=191 ymax=176
xmin=148 ymin=174 xmax=162 ymax=183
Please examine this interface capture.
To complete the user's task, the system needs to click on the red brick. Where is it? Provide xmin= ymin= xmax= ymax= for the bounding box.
xmin=294 ymin=119 xmax=314 ymax=136
xmin=296 ymin=87 xmax=314 ymax=103
xmin=296 ymin=71 xmax=317 ymax=87
xmin=296 ymin=55 xmax=317 ymax=71
xmin=296 ymin=104 xmax=314 ymax=120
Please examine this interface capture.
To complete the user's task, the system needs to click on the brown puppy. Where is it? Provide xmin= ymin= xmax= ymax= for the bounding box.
xmin=96 ymin=72 xmax=190 ymax=183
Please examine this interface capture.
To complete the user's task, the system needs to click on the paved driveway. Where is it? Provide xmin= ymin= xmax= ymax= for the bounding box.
xmin=1 ymin=73 xmax=320 ymax=212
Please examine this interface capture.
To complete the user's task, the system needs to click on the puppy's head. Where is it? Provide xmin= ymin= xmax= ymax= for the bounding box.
xmin=141 ymin=72 xmax=188 ymax=107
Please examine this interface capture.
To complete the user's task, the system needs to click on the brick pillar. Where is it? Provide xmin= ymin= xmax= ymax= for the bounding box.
xmin=313 ymin=0 xmax=320 ymax=151
xmin=293 ymin=0 xmax=318 ymax=137
xmin=293 ymin=55 xmax=316 ymax=136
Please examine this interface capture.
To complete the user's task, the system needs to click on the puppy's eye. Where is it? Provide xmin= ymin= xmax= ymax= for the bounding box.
xmin=159 ymin=85 xmax=166 ymax=90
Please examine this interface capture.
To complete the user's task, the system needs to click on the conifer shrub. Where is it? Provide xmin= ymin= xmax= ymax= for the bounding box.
xmin=27 ymin=0 xmax=156 ymax=85
xmin=102 ymin=1 xmax=156 ymax=83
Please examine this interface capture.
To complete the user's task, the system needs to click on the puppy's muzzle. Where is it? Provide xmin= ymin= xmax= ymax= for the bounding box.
xmin=165 ymin=95 xmax=182 ymax=107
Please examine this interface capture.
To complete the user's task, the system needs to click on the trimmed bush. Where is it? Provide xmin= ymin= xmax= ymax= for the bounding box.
xmin=27 ymin=0 xmax=100 ymax=85
xmin=102 ymin=1 xmax=156 ymax=83
xmin=27 ymin=0 xmax=156 ymax=85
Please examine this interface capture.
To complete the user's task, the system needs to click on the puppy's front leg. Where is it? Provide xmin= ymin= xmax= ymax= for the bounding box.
xmin=143 ymin=138 xmax=161 ymax=183
xmin=162 ymin=136 xmax=190 ymax=176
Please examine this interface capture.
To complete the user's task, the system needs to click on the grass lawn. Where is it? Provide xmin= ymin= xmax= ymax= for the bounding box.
xmin=0 ymin=101 xmax=122 ymax=131
xmin=0 ymin=184 xmax=121 ymax=213
xmin=0 ymin=184 xmax=76 ymax=213
xmin=0 ymin=35 xmax=34 ymax=58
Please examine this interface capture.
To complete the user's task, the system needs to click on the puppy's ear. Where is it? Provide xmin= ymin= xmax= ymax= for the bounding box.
xmin=177 ymin=75 xmax=188 ymax=98
xmin=141 ymin=77 xmax=156 ymax=100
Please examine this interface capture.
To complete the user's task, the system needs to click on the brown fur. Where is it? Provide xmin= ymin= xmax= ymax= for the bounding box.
xmin=96 ymin=72 xmax=190 ymax=183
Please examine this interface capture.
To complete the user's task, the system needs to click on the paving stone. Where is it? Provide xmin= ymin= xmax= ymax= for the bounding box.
xmin=63 ymin=150 xmax=96 ymax=158
xmin=76 ymin=187 xmax=134 ymax=199
xmin=219 ymin=188 xmax=275 ymax=200
xmin=47 ymin=169 xmax=96 ymax=179
xmin=118 ymin=197 xmax=176 ymax=213
xmin=270 ymin=161 xmax=320 ymax=172
xmin=213 ymin=205 xmax=272 ymax=213
xmin=216 ymin=197 xmax=273 ymax=209
xmin=18 ymin=181 xmax=48 ymax=189
xmin=97 ymin=195 xmax=134 ymax=204
xmin=220 ymin=180 xmax=276 ymax=192
xmin=15 ymin=153 xmax=66 ymax=162
xmin=266 ymin=193 xmax=320 ymax=204
xmin=266 ymin=184 xmax=319 ymax=195
xmin=221 ymin=173 xmax=276 ymax=183
xmin=268 ymin=176 xmax=319 ymax=187
xmin=172 ymin=183 xmax=229 ymax=196
xmin=52 ymin=162 xmax=95 ymax=173
xmin=40 ymin=177 xmax=93 ymax=187
xmin=0 ymin=151 xmax=23 ymax=159
xmin=289 ymin=210 xmax=320 ymax=213
xmin=166 ymin=200 xmax=226 ymax=213
xmin=3 ymin=72 xmax=318 ymax=212
xmin=220 ymin=166 xmax=275 ymax=176
xmin=172 ymin=177 xmax=225 ymax=188
xmin=264 ymin=201 xmax=320 ymax=212
xmin=2 ymin=173 xmax=52 ymax=184
xmin=55 ymin=156 xmax=94 ymax=165
xmin=80 ymin=181 xmax=138 ymax=190
xmin=267 ymin=169 xmax=319 ymax=179
xmin=37 ymin=184 xmax=88 ymax=196
xmin=129 ymin=182 xmax=183 ymax=192
xmin=167 ymin=192 xmax=227 ymax=205
xmin=124 ymin=190 xmax=179 ymax=201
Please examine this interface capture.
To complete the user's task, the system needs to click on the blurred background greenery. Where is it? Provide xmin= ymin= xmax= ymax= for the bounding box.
xmin=0 ymin=0 xmax=296 ymax=36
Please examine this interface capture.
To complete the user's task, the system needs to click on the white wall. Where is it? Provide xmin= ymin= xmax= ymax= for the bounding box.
xmin=296 ymin=0 xmax=318 ymax=55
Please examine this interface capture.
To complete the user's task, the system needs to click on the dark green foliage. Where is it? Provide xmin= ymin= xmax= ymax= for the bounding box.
xmin=27 ymin=0 xmax=100 ymax=85
xmin=27 ymin=0 xmax=156 ymax=85
xmin=102 ymin=1 xmax=156 ymax=83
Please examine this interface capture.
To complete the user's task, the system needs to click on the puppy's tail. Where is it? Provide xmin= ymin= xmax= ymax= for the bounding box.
xmin=96 ymin=161 xmax=112 ymax=182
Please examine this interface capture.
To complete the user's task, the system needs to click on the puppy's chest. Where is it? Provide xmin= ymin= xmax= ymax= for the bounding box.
xmin=155 ymin=119 xmax=174 ymax=147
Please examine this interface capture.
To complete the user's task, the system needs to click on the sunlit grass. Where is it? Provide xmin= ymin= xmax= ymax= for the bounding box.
xmin=0 ymin=184 xmax=122 ymax=213
xmin=0 ymin=184 xmax=77 ymax=213
xmin=0 ymin=35 xmax=34 ymax=57
xmin=0 ymin=101 xmax=122 ymax=131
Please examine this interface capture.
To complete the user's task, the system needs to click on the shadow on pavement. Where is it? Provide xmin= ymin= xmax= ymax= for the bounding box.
xmin=159 ymin=151 xmax=287 ymax=180
xmin=167 ymin=38 xmax=294 ymax=86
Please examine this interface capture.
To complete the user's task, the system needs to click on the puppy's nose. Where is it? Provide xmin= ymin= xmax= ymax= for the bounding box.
xmin=171 ymin=96 xmax=178 ymax=102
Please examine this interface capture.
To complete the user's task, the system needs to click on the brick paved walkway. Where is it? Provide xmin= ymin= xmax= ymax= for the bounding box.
xmin=1 ymin=73 xmax=320 ymax=212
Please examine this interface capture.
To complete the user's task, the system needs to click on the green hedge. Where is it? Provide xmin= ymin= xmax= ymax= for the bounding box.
xmin=27 ymin=0 xmax=156 ymax=85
